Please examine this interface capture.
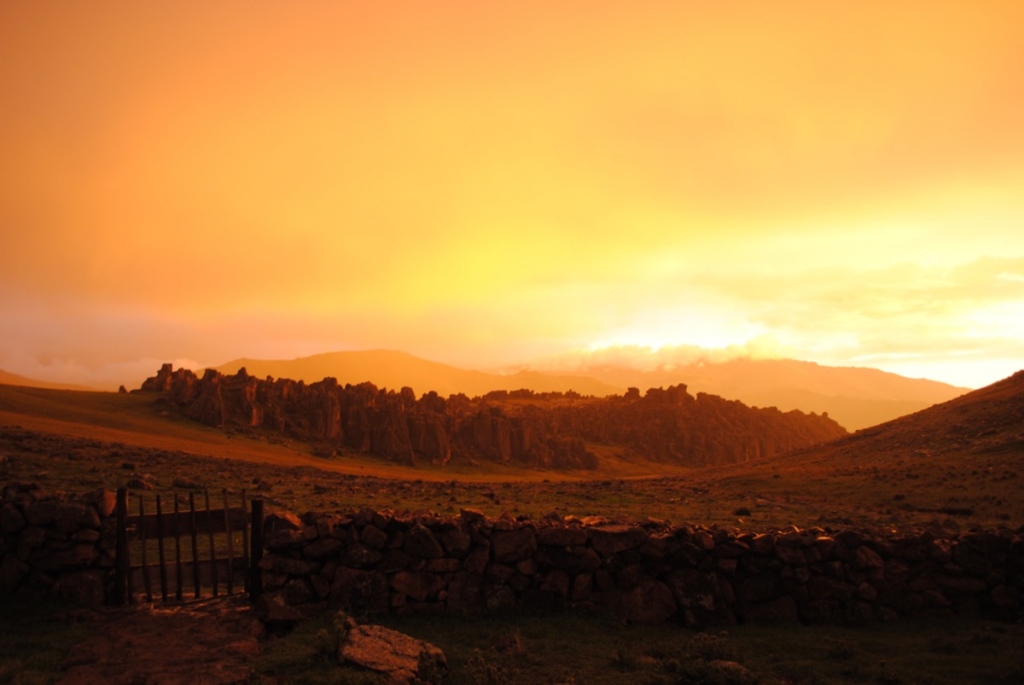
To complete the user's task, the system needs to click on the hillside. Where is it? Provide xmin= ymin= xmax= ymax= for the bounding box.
xmin=825 ymin=368 xmax=1024 ymax=460
xmin=698 ymin=369 xmax=1024 ymax=529
xmin=212 ymin=350 xmax=620 ymax=399
xmin=0 ymin=368 xmax=95 ymax=391
xmin=139 ymin=364 xmax=847 ymax=471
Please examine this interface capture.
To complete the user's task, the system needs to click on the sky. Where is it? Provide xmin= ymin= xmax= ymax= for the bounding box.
xmin=2 ymin=0 xmax=1023 ymax=391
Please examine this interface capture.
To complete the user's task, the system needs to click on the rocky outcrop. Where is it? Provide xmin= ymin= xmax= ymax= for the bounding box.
xmin=259 ymin=507 xmax=1024 ymax=628
xmin=137 ymin=366 xmax=847 ymax=470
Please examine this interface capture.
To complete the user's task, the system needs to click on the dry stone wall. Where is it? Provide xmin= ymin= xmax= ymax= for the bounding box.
xmin=2 ymin=483 xmax=1021 ymax=629
xmin=259 ymin=507 xmax=1024 ymax=627
xmin=0 ymin=483 xmax=117 ymax=604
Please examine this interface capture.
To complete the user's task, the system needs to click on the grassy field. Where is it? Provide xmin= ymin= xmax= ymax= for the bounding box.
xmin=252 ymin=608 xmax=1024 ymax=685
xmin=1 ymin=383 xmax=1022 ymax=683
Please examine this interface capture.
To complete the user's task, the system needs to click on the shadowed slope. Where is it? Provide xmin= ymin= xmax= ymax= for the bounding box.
xmin=696 ymin=370 xmax=1024 ymax=529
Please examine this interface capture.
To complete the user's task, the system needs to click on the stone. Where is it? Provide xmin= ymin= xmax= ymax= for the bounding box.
xmin=463 ymin=546 xmax=490 ymax=575
xmin=82 ymin=489 xmax=118 ymax=517
xmin=619 ymin=578 xmax=677 ymax=625
xmin=459 ymin=508 xmax=486 ymax=524
xmin=24 ymin=500 xmax=57 ymax=527
xmin=852 ymin=545 xmax=885 ymax=570
xmin=402 ymin=523 xmax=445 ymax=559
xmin=390 ymin=571 xmax=445 ymax=603
xmin=331 ymin=568 xmax=390 ymax=614
xmin=490 ymin=526 xmax=537 ymax=563
xmin=537 ymin=526 xmax=589 ymax=547
xmin=360 ymin=524 xmax=389 ymax=550
xmin=571 ymin=573 xmax=593 ymax=602
xmin=440 ymin=527 xmax=472 ymax=557
xmin=282 ymin=578 xmax=315 ymax=605
xmin=540 ymin=569 xmax=571 ymax=598
xmin=338 ymin=620 xmax=448 ymax=685
xmin=258 ymin=553 xmax=319 ymax=576
xmin=589 ymin=525 xmax=648 ymax=557
xmin=666 ymin=569 xmax=735 ymax=628
xmin=736 ymin=573 xmax=779 ymax=603
xmin=342 ymin=543 xmax=383 ymax=569
xmin=806 ymin=576 xmax=856 ymax=602
xmin=705 ymin=660 xmax=758 ymax=685
xmin=265 ymin=510 xmax=303 ymax=532
xmin=749 ymin=533 xmax=775 ymax=555
xmin=713 ymin=540 xmax=750 ymax=558
xmin=302 ymin=537 xmax=343 ymax=560
xmin=0 ymin=503 xmax=26 ymax=535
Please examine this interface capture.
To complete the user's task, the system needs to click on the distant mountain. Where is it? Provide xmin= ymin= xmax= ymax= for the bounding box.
xmin=546 ymin=358 xmax=967 ymax=431
xmin=0 ymin=369 xmax=94 ymax=391
xmin=212 ymin=350 xmax=620 ymax=399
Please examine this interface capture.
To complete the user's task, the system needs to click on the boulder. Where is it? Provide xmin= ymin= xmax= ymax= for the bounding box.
xmin=338 ymin=618 xmax=448 ymax=685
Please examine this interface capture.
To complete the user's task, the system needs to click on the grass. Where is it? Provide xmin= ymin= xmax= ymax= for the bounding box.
xmin=250 ymin=609 xmax=1024 ymax=685
xmin=0 ymin=596 xmax=90 ymax=685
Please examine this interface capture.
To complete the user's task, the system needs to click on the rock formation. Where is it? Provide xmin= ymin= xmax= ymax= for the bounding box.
xmin=137 ymin=364 xmax=847 ymax=469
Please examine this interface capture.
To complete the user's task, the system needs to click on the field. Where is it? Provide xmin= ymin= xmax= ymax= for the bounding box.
xmin=1 ymin=383 xmax=1022 ymax=684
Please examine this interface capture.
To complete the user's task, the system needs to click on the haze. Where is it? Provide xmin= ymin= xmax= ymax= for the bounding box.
xmin=2 ymin=1 xmax=1022 ymax=391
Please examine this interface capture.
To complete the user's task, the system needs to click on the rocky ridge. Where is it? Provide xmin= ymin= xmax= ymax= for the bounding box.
xmin=138 ymin=364 xmax=847 ymax=470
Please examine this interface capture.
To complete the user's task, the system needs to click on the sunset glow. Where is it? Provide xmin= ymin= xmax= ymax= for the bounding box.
xmin=2 ymin=1 xmax=1023 ymax=390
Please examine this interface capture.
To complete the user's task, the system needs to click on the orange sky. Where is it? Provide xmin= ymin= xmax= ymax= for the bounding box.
xmin=2 ymin=1 xmax=1023 ymax=390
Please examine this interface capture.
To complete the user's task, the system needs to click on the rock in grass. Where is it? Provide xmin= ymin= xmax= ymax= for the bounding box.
xmin=337 ymin=614 xmax=448 ymax=684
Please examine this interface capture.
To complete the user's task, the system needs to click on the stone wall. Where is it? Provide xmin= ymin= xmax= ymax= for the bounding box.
xmin=259 ymin=508 xmax=1024 ymax=627
xmin=0 ymin=483 xmax=117 ymax=604
xmin=2 ymin=483 xmax=1021 ymax=628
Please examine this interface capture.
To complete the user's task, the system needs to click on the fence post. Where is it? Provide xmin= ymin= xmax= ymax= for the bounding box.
xmin=113 ymin=487 xmax=128 ymax=605
xmin=249 ymin=498 xmax=264 ymax=601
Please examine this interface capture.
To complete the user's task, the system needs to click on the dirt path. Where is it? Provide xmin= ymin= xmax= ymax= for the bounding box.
xmin=58 ymin=595 xmax=262 ymax=685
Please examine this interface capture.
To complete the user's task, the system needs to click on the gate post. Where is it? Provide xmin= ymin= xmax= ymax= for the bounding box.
xmin=249 ymin=498 xmax=264 ymax=601
xmin=113 ymin=487 xmax=128 ymax=605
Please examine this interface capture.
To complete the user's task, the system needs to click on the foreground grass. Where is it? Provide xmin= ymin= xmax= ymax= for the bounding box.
xmin=0 ymin=597 xmax=89 ymax=685
xmin=253 ymin=609 xmax=1024 ymax=685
